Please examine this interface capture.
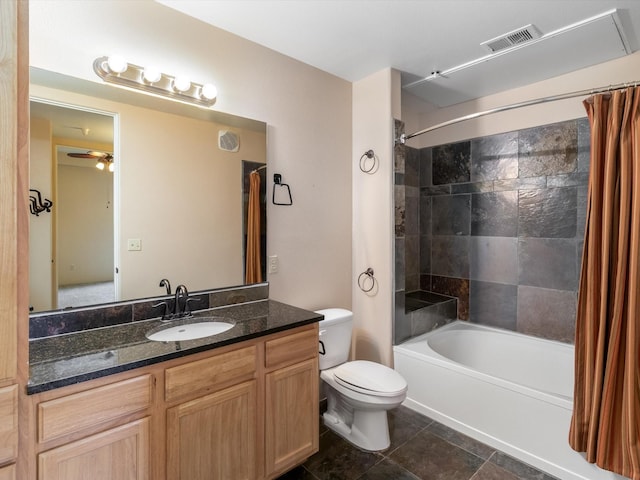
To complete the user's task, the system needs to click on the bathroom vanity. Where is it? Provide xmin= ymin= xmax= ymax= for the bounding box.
xmin=25 ymin=293 xmax=321 ymax=480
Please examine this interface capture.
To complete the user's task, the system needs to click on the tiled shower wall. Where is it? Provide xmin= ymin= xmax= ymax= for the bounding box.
xmin=394 ymin=118 xmax=590 ymax=344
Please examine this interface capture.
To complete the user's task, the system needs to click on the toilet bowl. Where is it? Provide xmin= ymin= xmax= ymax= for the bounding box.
xmin=316 ymin=308 xmax=407 ymax=451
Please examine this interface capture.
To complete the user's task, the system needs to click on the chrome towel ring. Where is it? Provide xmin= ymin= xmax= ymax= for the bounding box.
xmin=358 ymin=268 xmax=376 ymax=293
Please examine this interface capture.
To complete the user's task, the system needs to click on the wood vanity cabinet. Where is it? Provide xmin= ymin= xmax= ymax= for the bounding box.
xmin=29 ymin=322 xmax=319 ymax=480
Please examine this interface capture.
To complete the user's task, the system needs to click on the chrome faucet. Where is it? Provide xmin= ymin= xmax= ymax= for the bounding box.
xmin=174 ymin=284 xmax=189 ymax=317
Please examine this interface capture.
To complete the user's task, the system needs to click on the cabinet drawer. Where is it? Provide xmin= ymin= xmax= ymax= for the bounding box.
xmin=265 ymin=324 xmax=318 ymax=370
xmin=165 ymin=345 xmax=257 ymax=402
xmin=38 ymin=374 xmax=152 ymax=443
xmin=0 ymin=464 xmax=15 ymax=480
xmin=0 ymin=385 xmax=17 ymax=464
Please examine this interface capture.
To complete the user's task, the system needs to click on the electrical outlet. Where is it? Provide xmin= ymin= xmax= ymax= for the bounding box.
xmin=127 ymin=238 xmax=142 ymax=251
xmin=268 ymin=255 xmax=279 ymax=274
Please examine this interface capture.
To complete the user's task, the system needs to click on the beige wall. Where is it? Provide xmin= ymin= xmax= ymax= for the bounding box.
xmin=351 ymin=69 xmax=400 ymax=367
xmin=28 ymin=117 xmax=53 ymax=311
xmin=29 ymin=0 xmax=353 ymax=310
xmin=57 ymin=164 xmax=113 ymax=286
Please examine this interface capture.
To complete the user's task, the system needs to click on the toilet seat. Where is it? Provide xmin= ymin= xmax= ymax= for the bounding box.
xmin=333 ymin=360 xmax=407 ymax=397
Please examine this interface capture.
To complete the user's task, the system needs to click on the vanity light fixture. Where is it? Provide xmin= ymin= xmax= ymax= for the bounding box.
xmin=93 ymin=56 xmax=217 ymax=108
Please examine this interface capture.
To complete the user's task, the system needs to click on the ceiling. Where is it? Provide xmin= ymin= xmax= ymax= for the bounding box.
xmin=156 ymin=0 xmax=640 ymax=107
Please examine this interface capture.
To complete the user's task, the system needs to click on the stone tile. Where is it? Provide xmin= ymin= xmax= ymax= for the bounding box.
xmin=517 ymin=286 xmax=577 ymax=342
xmin=576 ymin=186 xmax=588 ymax=239
xmin=389 ymin=430 xmax=484 ymax=480
xmin=518 ymin=120 xmax=578 ymax=178
xmin=395 ymin=172 xmax=405 ymax=186
xmin=421 ymin=185 xmax=451 ymax=196
xmin=493 ymin=176 xmax=546 ymax=192
xmin=406 ymin=147 xmax=420 ymax=187
xmin=406 ymin=235 xmax=420 ymax=292
xmin=276 ymin=466 xmax=320 ymax=480
xmin=409 ymin=300 xmax=456 ymax=336
xmin=432 ymin=194 xmax=471 ymax=235
xmin=395 ymin=185 xmax=405 ymax=236
xmin=471 ymin=191 xmax=518 ymax=237
xmin=427 ymin=421 xmax=495 ymax=460
xmin=518 ymin=187 xmax=577 ymax=238
xmin=431 ymin=235 xmax=469 ymax=278
xmin=405 ymin=190 xmax=419 ymax=236
xmin=451 ymin=182 xmax=494 ymax=194
xmin=546 ymin=171 xmax=589 ymax=188
xmin=419 ymin=195 xmax=431 ymax=236
xmin=470 ymin=461 xmax=519 ymax=480
xmin=469 ymin=281 xmax=518 ymax=331
xmin=420 ymin=147 xmax=432 ymax=187
xmin=420 ymin=234 xmax=431 ymax=274
xmin=303 ymin=430 xmax=382 ymax=480
xmin=432 ymin=141 xmax=471 ymax=185
xmin=577 ymin=117 xmax=591 ymax=174
xmin=470 ymin=236 xmax=518 ymax=284
xmin=385 ymin=406 xmax=432 ymax=453
xmin=490 ymin=452 xmax=560 ymax=480
xmin=395 ymin=238 xmax=405 ymax=291
xmin=394 ymin=293 xmax=411 ymax=344
xmin=471 ymin=132 xmax=518 ymax=182
xmin=420 ymin=274 xmax=432 ymax=291
xmin=431 ymin=276 xmax=469 ymax=320
xmin=518 ymin=238 xmax=578 ymax=291
xmin=357 ymin=459 xmax=420 ymax=480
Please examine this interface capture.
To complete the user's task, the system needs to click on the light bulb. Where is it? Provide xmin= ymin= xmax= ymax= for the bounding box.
xmin=143 ymin=66 xmax=161 ymax=83
xmin=96 ymin=161 xmax=105 ymax=170
xmin=108 ymin=162 xmax=115 ymax=173
xmin=173 ymin=76 xmax=191 ymax=93
xmin=106 ymin=55 xmax=128 ymax=74
xmin=201 ymin=83 xmax=217 ymax=100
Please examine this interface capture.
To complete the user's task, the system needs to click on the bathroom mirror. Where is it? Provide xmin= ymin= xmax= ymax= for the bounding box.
xmin=29 ymin=68 xmax=267 ymax=313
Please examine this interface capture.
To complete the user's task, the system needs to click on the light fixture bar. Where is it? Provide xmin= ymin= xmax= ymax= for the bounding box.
xmin=93 ymin=56 xmax=217 ymax=108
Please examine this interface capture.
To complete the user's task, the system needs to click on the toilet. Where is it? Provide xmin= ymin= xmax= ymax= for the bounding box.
xmin=316 ymin=308 xmax=407 ymax=451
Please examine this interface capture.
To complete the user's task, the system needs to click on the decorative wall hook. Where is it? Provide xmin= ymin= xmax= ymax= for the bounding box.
xmin=272 ymin=173 xmax=293 ymax=206
xmin=29 ymin=189 xmax=53 ymax=216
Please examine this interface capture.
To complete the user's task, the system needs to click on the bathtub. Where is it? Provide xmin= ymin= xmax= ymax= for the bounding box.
xmin=393 ymin=321 xmax=625 ymax=480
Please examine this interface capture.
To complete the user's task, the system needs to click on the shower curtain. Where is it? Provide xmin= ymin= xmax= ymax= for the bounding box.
xmin=569 ymin=87 xmax=640 ymax=480
xmin=245 ymin=170 xmax=262 ymax=284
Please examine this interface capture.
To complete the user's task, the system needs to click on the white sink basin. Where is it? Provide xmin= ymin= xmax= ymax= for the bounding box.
xmin=146 ymin=319 xmax=235 ymax=342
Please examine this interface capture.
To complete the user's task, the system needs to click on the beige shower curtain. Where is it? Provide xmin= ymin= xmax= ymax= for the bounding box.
xmin=245 ymin=170 xmax=262 ymax=284
xmin=569 ymin=87 xmax=640 ymax=479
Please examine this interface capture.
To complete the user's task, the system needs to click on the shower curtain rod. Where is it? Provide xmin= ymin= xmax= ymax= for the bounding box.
xmin=400 ymin=79 xmax=640 ymax=144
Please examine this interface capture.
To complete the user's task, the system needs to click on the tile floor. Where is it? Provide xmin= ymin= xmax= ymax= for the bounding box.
xmin=278 ymin=406 xmax=560 ymax=480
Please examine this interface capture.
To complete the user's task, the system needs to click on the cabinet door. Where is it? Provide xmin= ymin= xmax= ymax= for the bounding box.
xmin=166 ymin=380 xmax=257 ymax=480
xmin=265 ymin=358 xmax=319 ymax=477
xmin=38 ymin=418 xmax=149 ymax=480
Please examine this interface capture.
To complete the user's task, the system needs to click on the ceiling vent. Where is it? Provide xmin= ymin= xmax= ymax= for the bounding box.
xmin=481 ymin=24 xmax=542 ymax=53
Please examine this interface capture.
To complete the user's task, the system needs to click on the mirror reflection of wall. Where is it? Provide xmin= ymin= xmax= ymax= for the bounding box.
xmin=29 ymin=101 xmax=115 ymax=312
xmin=29 ymin=76 xmax=267 ymax=313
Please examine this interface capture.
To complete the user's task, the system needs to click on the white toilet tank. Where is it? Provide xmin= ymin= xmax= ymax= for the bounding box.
xmin=315 ymin=308 xmax=353 ymax=370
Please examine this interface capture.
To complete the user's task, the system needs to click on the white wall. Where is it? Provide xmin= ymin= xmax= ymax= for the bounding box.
xmin=404 ymin=51 xmax=640 ymax=148
xmin=29 ymin=0 xmax=352 ymax=310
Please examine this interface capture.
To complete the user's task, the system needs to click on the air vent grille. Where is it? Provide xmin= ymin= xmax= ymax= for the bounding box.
xmin=481 ymin=24 xmax=541 ymax=53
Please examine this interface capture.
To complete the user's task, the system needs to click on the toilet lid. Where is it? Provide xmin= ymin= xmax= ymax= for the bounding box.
xmin=333 ymin=360 xmax=407 ymax=397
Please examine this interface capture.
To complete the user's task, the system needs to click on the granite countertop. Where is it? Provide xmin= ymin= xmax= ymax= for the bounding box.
xmin=28 ymin=300 xmax=322 ymax=394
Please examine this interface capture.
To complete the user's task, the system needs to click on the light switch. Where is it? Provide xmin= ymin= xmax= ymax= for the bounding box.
xmin=127 ymin=238 xmax=142 ymax=251
xmin=268 ymin=255 xmax=278 ymax=274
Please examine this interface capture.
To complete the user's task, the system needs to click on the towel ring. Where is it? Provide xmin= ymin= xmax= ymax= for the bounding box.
xmin=359 ymin=149 xmax=378 ymax=174
xmin=357 ymin=268 xmax=376 ymax=292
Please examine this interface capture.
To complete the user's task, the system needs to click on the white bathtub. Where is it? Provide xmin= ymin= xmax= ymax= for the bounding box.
xmin=393 ymin=321 xmax=625 ymax=480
